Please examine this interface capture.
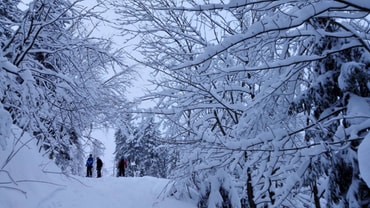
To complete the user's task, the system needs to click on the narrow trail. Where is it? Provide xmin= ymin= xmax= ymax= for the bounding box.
xmin=36 ymin=176 xmax=195 ymax=208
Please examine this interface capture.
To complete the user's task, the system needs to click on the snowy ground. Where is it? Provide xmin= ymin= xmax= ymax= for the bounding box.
xmin=36 ymin=176 xmax=195 ymax=208
xmin=0 ymin=127 xmax=196 ymax=208
xmin=1 ymin=174 xmax=196 ymax=208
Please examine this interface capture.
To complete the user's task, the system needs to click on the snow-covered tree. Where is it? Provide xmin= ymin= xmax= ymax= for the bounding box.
xmin=111 ymin=0 xmax=370 ymax=207
xmin=1 ymin=0 xmax=133 ymax=175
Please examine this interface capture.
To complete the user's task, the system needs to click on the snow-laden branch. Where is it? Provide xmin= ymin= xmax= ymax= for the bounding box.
xmin=0 ymin=56 xmax=21 ymax=75
xmin=155 ymin=0 xmax=294 ymax=12
xmin=335 ymin=0 xmax=370 ymax=11
xmin=173 ymin=1 xmax=347 ymax=70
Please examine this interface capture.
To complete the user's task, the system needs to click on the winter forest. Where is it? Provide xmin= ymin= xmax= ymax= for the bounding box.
xmin=1 ymin=0 xmax=370 ymax=207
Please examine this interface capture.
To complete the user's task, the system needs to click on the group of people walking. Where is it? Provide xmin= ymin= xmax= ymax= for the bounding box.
xmin=85 ymin=154 xmax=128 ymax=178
xmin=86 ymin=154 xmax=103 ymax=178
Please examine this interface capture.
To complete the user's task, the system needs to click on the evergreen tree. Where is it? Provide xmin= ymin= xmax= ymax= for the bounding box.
xmin=115 ymin=115 xmax=168 ymax=178
xmin=135 ymin=117 xmax=167 ymax=178
xmin=114 ymin=111 xmax=135 ymax=175
xmin=290 ymin=17 xmax=370 ymax=207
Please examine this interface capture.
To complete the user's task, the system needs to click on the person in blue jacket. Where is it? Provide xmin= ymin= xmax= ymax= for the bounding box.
xmin=86 ymin=154 xmax=94 ymax=177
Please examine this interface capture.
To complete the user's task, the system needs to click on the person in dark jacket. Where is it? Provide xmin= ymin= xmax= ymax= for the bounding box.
xmin=96 ymin=157 xmax=103 ymax=178
xmin=86 ymin=154 xmax=94 ymax=177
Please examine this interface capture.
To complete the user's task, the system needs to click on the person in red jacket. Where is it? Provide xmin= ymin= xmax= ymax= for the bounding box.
xmin=96 ymin=157 xmax=103 ymax=178
xmin=117 ymin=158 xmax=127 ymax=177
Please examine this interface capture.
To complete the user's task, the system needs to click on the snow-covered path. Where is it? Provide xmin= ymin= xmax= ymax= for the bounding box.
xmin=35 ymin=176 xmax=195 ymax=208
xmin=0 ymin=131 xmax=196 ymax=208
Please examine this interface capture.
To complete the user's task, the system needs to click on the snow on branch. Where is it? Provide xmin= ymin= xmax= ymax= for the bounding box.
xmin=172 ymin=1 xmax=346 ymax=70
